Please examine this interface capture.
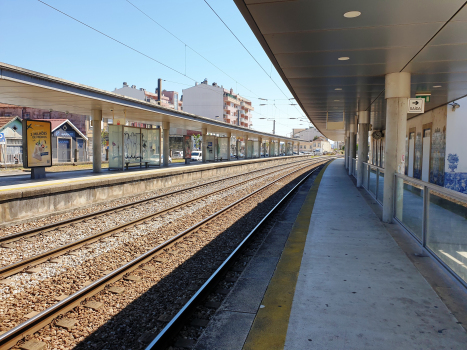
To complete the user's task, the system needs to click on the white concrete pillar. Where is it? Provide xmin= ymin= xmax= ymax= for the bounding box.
xmin=349 ymin=120 xmax=356 ymax=175
xmin=345 ymin=130 xmax=350 ymax=169
xmin=91 ymin=109 xmax=102 ymax=173
xmin=202 ymin=128 xmax=207 ymax=163
xmin=383 ymin=72 xmax=410 ymax=222
xmin=162 ymin=121 xmax=170 ymax=167
xmin=357 ymin=111 xmax=370 ymax=187
xmin=258 ymin=137 xmax=262 ymax=157
xmin=227 ymin=132 xmax=232 ymax=160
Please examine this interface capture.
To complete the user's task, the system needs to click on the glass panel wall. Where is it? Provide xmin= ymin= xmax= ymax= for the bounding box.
xmin=109 ymin=125 xmax=123 ymax=169
xmin=218 ymin=137 xmax=229 ymax=160
xmin=369 ymin=167 xmax=377 ymax=196
xmin=426 ymin=189 xmax=467 ymax=282
xmin=252 ymin=141 xmax=259 ymax=158
xmin=246 ymin=140 xmax=253 ymax=158
xmin=363 ymin=163 xmax=369 ymax=190
xmin=205 ymin=136 xmax=217 ymax=161
xmin=377 ymin=170 xmax=385 ymax=203
xmin=141 ymin=128 xmax=160 ymax=165
xmin=394 ymin=178 xmax=424 ymax=241
xmin=124 ymin=126 xmax=141 ymax=164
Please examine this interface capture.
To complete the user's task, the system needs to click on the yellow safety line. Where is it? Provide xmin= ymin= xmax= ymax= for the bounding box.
xmin=242 ymin=160 xmax=332 ymax=350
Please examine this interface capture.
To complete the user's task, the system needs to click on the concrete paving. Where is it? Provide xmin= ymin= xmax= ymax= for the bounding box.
xmin=194 ymin=169 xmax=322 ymax=350
xmin=284 ymin=159 xmax=467 ymax=350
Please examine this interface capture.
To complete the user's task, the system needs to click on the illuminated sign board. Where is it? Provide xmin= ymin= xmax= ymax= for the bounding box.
xmin=22 ymin=120 xmax=52 ymax=168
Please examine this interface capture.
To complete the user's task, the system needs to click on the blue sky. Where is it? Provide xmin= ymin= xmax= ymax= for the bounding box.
xmin=0 ymin=0 xmax=314 ymax=136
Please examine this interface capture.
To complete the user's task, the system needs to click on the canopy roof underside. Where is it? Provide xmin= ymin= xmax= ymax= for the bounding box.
xmin=235 ymin=0 xmax=467 ymax=141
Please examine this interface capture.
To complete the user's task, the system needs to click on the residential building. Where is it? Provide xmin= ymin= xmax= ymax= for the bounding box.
xmin=293 ymin=127 xmax=324 ymax=141
xmin=113 ymin=83 xmax=182 ymax=110
xmin=311 ymin=136 xmax=332 ymax=153
xmin=0 ymin=116 xmax=22 ymax=163
xmin=182 ymin=79 xmax=254 ymax=128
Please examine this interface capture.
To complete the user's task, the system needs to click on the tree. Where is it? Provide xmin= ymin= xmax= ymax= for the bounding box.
xmin=313 ymin=135 xmax=319 ymax=141
xmin=193 ymin=134 xmax=201 ymax=150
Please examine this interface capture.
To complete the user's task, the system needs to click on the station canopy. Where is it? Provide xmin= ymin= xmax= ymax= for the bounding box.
xmin=235 ymin=0 xmax=467 ymax=141
xmin=0 ymin=63 xmax=304 ymax=144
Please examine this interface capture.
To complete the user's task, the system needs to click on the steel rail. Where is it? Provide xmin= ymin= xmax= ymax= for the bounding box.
xmin=0 ymin=159 xmax=321 ymax=278
xmin=0 ymin=157 xmax=325 ymax=245
xmin=0 ymin=159 xmax=329 ymax=349
xmin=145 ymin=160 xmax=331 ymax=349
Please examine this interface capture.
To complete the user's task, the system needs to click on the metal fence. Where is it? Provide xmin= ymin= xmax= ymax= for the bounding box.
xmin=393 ymin=173 xmax=467 ymax=287
xmin=362 ymin=162 xmax=385 ymax=205
xmin=360 ymin=161 xmax=467 ymax=287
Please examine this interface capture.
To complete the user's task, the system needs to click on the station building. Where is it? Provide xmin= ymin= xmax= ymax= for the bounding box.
xmin=0 ymin=116 xmax=22 ymax=163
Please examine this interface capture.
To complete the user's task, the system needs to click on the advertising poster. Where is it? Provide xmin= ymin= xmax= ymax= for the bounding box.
xmin=22 ymin=120 xmax=52 ymax=168
xmin=183 ymin=135 xmax=192 ymax=159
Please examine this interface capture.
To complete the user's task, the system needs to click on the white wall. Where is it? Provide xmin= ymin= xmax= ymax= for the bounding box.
xmin=295 ymin=128 xmax=323 ymax=141
xmin=182 ymin=84 xmax=223 ymax=121
xmin=445 ymin=96 xmax=467 ymax=193
xmin=113 ymin=86 xmax=145 ymax=101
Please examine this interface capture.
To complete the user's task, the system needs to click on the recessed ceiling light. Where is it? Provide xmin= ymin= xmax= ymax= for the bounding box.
xmin=338 ymin=57 xmax=350 ymax=61
xmin=433 ymin=85 xmax=442 ymax=88
xmin=335 ymin=88 xmax=342 ymax=91
xmin=344 ymin=11 xmax=361 ymax=18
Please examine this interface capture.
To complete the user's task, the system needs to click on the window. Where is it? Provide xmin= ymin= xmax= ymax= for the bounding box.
xmin=4 ymin=113 xmax=11 ymax=117
xmin=43 ymin=112 xmax=51 ymax=119
xmin=24 ymin=112 xmax=30 ymax=119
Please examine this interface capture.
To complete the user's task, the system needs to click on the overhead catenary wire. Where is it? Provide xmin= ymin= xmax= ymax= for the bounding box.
xmin=126 ymin=0 xmax=259 ymax=98
xmin=37 ymin=0 xmax=196 ymax=82
xmin=36 ymin=0 xmax=308 ymax=132
xmin=202 ymin=0 xmax=309 ymax=121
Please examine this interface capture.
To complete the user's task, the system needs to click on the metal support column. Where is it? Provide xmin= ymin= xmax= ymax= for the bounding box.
xmin=162 ymin=121 xmax=170 ymax=167
xmin=91 ymin=109 xmax=102 ymax=173
xmin=227 ymin=132 xmax=232 ymax=160
xmin=202 ymin=128 xmax=207 ymax=163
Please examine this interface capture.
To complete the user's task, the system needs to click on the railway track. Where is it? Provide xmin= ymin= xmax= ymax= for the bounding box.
xmin=148 ymin=161 xmax=328 ymax=349
xmin=0 ymin=158 xmax=321 ymax=278
xmin=0 ymin=158 xmax=330 ymax=349
xmin=0 ymin=157 xmax=324 ymax=244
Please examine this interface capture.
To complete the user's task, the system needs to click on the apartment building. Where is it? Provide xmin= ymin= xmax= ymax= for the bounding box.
xmin=182 ymin=79 xmax=253 ymax=128
xmin=113 ymin=82 xmax=182 ymax=110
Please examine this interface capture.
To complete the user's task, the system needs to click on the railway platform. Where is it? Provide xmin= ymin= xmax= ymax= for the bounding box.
xmin=0 ymin=155 xmax=316 ymax=226
xmin=195 ymin=158 xmax=467 ymax=350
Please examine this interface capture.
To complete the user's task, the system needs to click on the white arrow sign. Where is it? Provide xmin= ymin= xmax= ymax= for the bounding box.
xmin=408 ymin=98 xmax=425 ymax=114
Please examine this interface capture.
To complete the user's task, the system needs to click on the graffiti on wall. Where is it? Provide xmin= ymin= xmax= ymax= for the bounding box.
xmin=430 ymin=127 xmax=446 ymax=186
xmin=414 ymin=132 xmax=422 ymax=179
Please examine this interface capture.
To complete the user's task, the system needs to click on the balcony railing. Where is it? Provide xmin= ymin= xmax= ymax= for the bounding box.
xmin=360 ymin=161 xmax=467 ymax=287
xmin=223 ymin=95 xmax=238 ymax=105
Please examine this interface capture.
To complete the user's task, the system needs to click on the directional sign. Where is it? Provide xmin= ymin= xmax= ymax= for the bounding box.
xmin=408 ymin=98 xmax=425 ymax=114
xmin=0 ymin=133 xmax=5 ymax=144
